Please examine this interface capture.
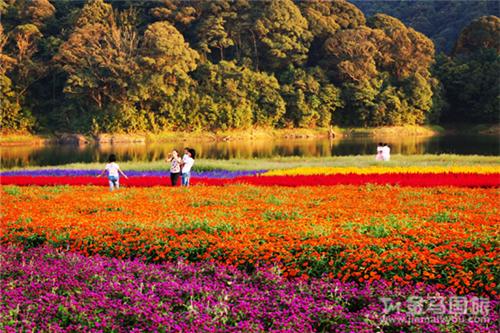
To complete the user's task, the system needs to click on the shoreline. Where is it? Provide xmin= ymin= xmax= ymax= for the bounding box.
xmin=0 ymin=126 xmax=444 ymax=147
xmin=1 ymin=124 xmax=498 ymax=147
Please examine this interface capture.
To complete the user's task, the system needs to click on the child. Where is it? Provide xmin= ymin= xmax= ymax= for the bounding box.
xmin=181 ymin=147 xmax=195 ymax=187
xmin=167 ymin=149 xmax=182 ymax=186
xmin=98 ymin=154 xmax=128 ymax=191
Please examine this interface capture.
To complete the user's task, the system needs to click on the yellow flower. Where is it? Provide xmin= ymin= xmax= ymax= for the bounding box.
xmin=263 ymin=166 xmax=500 ymax=176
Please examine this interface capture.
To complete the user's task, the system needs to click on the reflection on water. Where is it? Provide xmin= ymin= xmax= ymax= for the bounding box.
xmin=1 ymin=134 xmax=498 ymax=168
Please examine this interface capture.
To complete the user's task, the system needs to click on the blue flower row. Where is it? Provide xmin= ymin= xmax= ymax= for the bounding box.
xmin=0 ymin=169 xmax=266 ymax=179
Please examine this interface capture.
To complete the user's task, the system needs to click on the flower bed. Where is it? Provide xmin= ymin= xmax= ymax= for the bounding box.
xmin=0 ymin=169 xmax=265 ymax=178
xmin=2 ymin=164 xmax=499 ymax=332
xmin=263 ymin=166 xmax=500 ymax=176
xmin=1 ymin=173 xmax=499 ymax=187
xmin=1 ymin=245 xmax=497 ymax=333
xmin=2 ymin=185 xmax=498 ymax=296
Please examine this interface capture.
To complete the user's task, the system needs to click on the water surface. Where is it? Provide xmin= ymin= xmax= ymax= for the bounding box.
xmin=1 ymin=134 xmax=498 ymax=169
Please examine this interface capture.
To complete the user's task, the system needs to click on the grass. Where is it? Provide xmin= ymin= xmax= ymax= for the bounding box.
xmin=339 ymin=125 xmax=442 ymax=137
xmin=0 ymin=133 xmax=53 ymax=145
xmin=2 ymin=154 xmax=499 ymax=171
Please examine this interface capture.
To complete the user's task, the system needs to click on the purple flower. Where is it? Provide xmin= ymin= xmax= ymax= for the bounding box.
xmin=0 ymin=169 xmax=266 ymax=179
xmin=1 ymin=245 xmax=498 ymax=333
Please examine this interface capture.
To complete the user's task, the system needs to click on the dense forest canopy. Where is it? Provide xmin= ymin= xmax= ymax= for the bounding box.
xmin=351 ymin=0 xmax=499 ymax=54
xmin=0 ymin=0 xmax=498 ymax=134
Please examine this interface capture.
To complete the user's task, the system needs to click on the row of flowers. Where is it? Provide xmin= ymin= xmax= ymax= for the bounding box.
xmin=1 ymin=173 xmax=499 ymax=187
xmin=2 ymin=185 xmax=498 ymax=296
xmin=1 ymin=245 xmax=497 ymax=333
xmin=263 ymin=166 xmax=500 ymax=176
xmin=0 ymin=169 xmax=265 ymax=178
xmin=2 ymin=165 xmax=498 ymax=178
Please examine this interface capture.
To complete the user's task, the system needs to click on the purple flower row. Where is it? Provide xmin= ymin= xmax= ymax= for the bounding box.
xmin=0 ymin=169 xmax=265 ymax=178
xmin=1 ymin=245 xmax=497 ymax=333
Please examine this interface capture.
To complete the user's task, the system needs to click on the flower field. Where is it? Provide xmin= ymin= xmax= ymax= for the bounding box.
xmin=1 ymin=245 xmax=498 ymax=333
xmin=1 ymin=164 xmax=499 ymax=332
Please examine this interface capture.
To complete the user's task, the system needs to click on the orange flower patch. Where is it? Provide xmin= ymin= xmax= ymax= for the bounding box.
xmin=1 ymin=185 xmax=498 ymax=296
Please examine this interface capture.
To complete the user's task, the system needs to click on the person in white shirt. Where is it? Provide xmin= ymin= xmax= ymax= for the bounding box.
xmin=181 ymin=148 xmax=195 ymax=187
xmin=382 ymin=143 xmax=391 ymax=161
xmin=98 ymin=154 xmax=128 ymax=191
xmin=375 ymin=142 xmax=384 ymax=161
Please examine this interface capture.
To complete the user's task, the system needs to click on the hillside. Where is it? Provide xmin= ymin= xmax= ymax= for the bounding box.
xmin=351 ymin=0 xmax=499 ymax=53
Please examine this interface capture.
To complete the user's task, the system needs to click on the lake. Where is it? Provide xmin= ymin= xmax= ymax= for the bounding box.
xmin=1 ymin=134 xmax=498 ymax=169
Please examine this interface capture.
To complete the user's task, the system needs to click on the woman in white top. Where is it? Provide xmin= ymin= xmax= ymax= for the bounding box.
xmin=375 ymin=142 xmax=384 ymax=161
xmin=167 ymin=149 xmax=182 ymax=186
xmin=382 ymin=143 xmax=391 ymax=161
xmin=181 ymin=148 xmax=195 ymax=187
xmin=98 ymin=154 xmax=128 ymax=191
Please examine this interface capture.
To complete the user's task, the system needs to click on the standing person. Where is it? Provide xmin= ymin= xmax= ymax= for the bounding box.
xmin=167 ymin=149 xmax=182 ymax=186
xmin=181 ymin=148 xmax=195 ymax=187
xmin=375 ymin=142 xmax=384 ymax=161
xmin=98 ymin=154 xmax=128 ymax=191
xmin=382 ymin=143 xmax=391 ymax=161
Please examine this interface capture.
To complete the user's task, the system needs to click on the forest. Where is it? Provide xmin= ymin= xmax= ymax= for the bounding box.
xmin=0 ymin=0 xmax=499 ymax=134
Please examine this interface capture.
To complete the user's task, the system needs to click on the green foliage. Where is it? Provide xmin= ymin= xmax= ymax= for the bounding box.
xmin=279 ymin=66 xmax=342 ymax=127
xmin=0 ymin=74 xmax=34 ymax=131
xmin=352 ymin=0 xmax=499 ymax=53
xmin=254 ymin=0 xmax=312 ymax=71
xmin=301 ymin=0 xmax=365 ymax=38
xmin=434 ymin=16 xmax=500 ymax=124
xmin=0 ymin=0 xmax=496 ymax=133
xmin=453 ymin=16 xmax=500 ymax=55
xmin=323 ymin=14 xmax=438 ymax=126
xmin=54 ymin=1 xmax=199 ymax=132
xmin=192 ymin=60 xmax=285 ymax=129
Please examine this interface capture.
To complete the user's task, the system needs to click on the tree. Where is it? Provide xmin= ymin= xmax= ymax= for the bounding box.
xmin=279 ymin=66 xmax=342 ymax=127
xmin=75 ymin=0 xmax=114 ymax=28
xmin=141 ymin=21 xmax=199 ymax=77
xmin=368 ymin=14 xmax=435 ymax=79
xmin=253 ymin=0 xmax=312 ymax=71
xmin=56 ymin=1 xmax=199 ymax=132
xmin=352 ymin=0 xmax=499 ymax=53
xmin=322 ymin=14 xmax=439 ymax=126
xmin=321 ymin=27 xmax=382 ymax=83
xmin=453 ymin=16 xmax=500 ymax=55
xmin=188 ymin=0 xmax=236 ymax=62
xmin=300 ymin=0 xmax=366 ymax=65
xmin=301 ymin=0 xmax=365 ymax=39
xmin=0 ymin=74 xmax=33 ymax=131
xmin=0 ymin=21 xmax=45 ymax=131
xmin=435 ymin=16 xmax=500 ymax=123
xmin=22 ymin=0 xmax=55 ymax=28
xmin=150 ymin=0 xmax=199 ymax=27
xmin=0 ymin=22 xmax=32 ymax=131
xmin=191 ymin=60 xmax=285 ymax=129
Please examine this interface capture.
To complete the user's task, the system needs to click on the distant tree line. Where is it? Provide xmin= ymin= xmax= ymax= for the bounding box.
xmin=351 ymin=0 xmax=499 ymax=54
xmin=0 ymin=0 xmax=498 ymax=134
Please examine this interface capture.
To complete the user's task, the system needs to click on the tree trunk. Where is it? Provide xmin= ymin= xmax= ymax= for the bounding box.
xmin=250 ymin=30 xmax=259 ymax=71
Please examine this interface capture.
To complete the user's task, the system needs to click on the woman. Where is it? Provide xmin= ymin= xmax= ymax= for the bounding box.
xmin=375 ymin=142 xmax=384 ymax=161
xmin=166 ymin=149 xmax=182 ymax=186
xmin=382 ymin=143 xmax=391 ymax=161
